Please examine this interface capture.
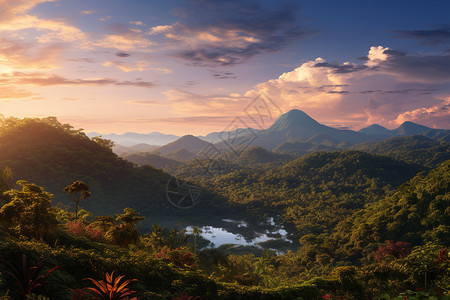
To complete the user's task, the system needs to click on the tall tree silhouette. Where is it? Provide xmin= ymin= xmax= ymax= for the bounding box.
xmin=63 ymin=180 xmax=91 ymax=219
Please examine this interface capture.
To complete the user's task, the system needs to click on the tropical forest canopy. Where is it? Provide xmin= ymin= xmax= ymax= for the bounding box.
xmin=0 ymin=116 xmax=448 ymax=299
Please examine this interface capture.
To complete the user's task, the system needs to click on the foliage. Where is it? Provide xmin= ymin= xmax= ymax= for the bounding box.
xmin=352 ymin=135 xmax=450 ymax=168
xmin=154 ymin=247 xmax=198 ymax=269
xmin=0 ymin=181 xmax=58 ymax=240
xmin=106 ymin=208 xmax=144 ymax=247
xmin=0 ymin=116 xmax=449 ymax=299
xmin=91 ymin=136 xmax=115 ymax=151
xmin=375 ymin=241 xmax=411 ymax=261
xmin=172 ymin=290 xmax=201 ymax=300
xmin=64 ymin=181 xmax=91 ymax=219
xmin=84 ymin=272 xmax=138 ymax=300
xmin=66 ymin=220 xmax=103 ymax=242
xmin=0 ymin=254 xmax=61 ymax=298
xmin=0 ymin=116 xmax=175 ymax=216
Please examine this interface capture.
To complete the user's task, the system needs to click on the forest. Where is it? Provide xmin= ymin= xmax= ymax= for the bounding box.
xmin=0 ymin=117 xmax=448 ymax=299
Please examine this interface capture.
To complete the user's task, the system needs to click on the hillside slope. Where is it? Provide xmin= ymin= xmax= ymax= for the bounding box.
xmin=0 ymin=117 xmax=187 ymax=215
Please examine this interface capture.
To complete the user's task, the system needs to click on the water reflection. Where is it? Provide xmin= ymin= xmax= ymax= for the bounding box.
xmin=185 ymin=218 xmax=293 ymax=252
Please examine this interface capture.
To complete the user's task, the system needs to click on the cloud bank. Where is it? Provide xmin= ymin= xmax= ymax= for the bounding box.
xmin=163 ymin=46 xmax=450 ymax=129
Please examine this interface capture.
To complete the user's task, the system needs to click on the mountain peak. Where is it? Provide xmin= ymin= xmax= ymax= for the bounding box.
xmin=157 ymin=134 xmax=211 ymax=155
xmin=358 ymin=124 xmax=390 ymax=135
xmin=395 ymin=121 xmax=431 ymax=136
xmin=268 ymin=109 xmax=321 ymax=132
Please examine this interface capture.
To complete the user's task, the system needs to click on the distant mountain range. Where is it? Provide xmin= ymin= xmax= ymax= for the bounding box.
xmin=155 ymin=135 xmax=212 ymax=155
xmin=358 ymin=122 xmax=450 ymax=141
xmin=89 ymin=109 xmax=449 ymax=160
xmin=87 ymin=132 xmax=180 ymax=146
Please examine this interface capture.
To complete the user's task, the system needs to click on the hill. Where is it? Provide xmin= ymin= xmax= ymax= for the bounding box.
xmin=234 ymin=146 xmax=291 ymax=165
xmin=165 ymin=148 xmax=196 ymax=162
xmin=0 ymin=117 xmax=210 ymax=215
xmin=195 ymin=150 xmax=423 ymax=214
xmin=352 ymin=135 xmax=450 ymax=168
xmin=214 ymin=109 xmax=377 ymax=151
xmin=156 ymin=135 xmax=212 ymax=155
xmin=359 ymin=122 xmax=450 ymax=141
xmin=113 ymin=143 xmax=159 ymax=155
xmin=122 ymin=152 xmax=183 ymax=171
xmin=88 ymin=131 xmax=179 ymax=146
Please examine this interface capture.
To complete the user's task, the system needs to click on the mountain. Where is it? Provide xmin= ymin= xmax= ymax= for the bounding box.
xmin=155 ymin=135 xmax=212 ymax=155
xmin=199 ymin=128 xmax=262 ymax=143
xmin=358 ymin=124 xmax=393 ymax=139
xmin=123 ymin=152 xmax=182 ymax=171
xmin=113 ymin=143 xmax=159 ymax=155
xmin=273 ymin=141 xmax=316 ymax=154
xmin=164 ymin=148 xmax=196 ymax=162
xmin=352 ymin=135 xmax=450 ymax=168
xmin=0 ymin=117 xmax=182 ymax=215
xmin=306 ymin=133 xmax=341 ymax=147
xmin=422 ymin=129 xmax=450 ymax=142
xmin=359 ymin=122 xmax=450 ymax=141
xmin=214 ymin=109 xmax=377 ymax=151
xmin=267 ymin=109 xmax=322 ymax=132
xmin=392 ymin=121 xmax=433 ymax=136
xmin=233 ymin=146 xmax=291 ymax=165
xmin=87 ymin=132 xmax=180 ymax=146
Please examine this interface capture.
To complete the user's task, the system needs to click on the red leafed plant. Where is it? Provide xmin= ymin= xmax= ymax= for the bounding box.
xmin=172 ymin=290 xmax=201 ymax=300
xmin=154 ymin=247 xmax=198 ymax=268
xmin=68 ymin=288 xmax=90 ymax=300
xmin=374 ymin=240 xmax=411 ymax=261
xmin=84 ymin=272 xmax=138 ymax=300
xmin=0 ymin=254 xmax=62 ymax=297
xmin=67 ymin=220 xmax=103 ymax=241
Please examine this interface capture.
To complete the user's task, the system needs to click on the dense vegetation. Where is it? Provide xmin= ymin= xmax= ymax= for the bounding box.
xmin=0 ymin=116 xmax=449 ymax=299
xmin=0 ymin=117 xmax=222 ymax=216
xmin=351 ymin=136 xmax=450 ymax=168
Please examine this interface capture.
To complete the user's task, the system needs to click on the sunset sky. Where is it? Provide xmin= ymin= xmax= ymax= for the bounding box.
xmin=1 ymin=0 xmax=449 ymax=135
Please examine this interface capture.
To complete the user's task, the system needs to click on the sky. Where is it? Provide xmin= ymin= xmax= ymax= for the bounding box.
xmin=0 ymin=0 xmax=449 ymax=135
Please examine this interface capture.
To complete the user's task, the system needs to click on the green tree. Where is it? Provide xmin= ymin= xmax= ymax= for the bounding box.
xmin=91 ymin=216 xmax=115 ymax=232
xmin=107 ymin=208 xmax=144 ymax=247
xmin=91 ymin=136 xmax=115 ymax=150
xmin=192 ymin=226 xmax=202 ymax=255
xmin=63 ymin=180 xmax=91 ymax=219
xmin=0 ymin=180 xmax=58 ymax=239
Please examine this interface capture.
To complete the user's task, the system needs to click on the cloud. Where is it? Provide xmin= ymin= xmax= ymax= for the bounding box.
xmin=380 ymin=52 xmax=450 ymax=83
xmin=209 ymin=70 xmax=237 ymax=79
xmin=102 ymin=60 xmax=149 ymax=72
xmin=0 ymin=72 xmax=156 ymax=88
xmin=395 ymin=99 xmax=450 ymax=128
xmin=149 ymin=0 xmax=316 ymax=66
xmin=102 ymin=60 xmax=172 ymax=74
xmin=313 ymin=61 xmax=368 ymax=74
xmin=0 ymin=0 xmax=57 ymax=23
xmin=0 ymin=86 xmax=35 ymax=99
xmin=125 ymin=100 xmax=164 ymax=105
xmin=393 ymin=26 xmax=450 ymax=45
xmin=0 ymin=0 xmax=90 ymax=73
xmin=0 ymin=37 xmax=64 ymax=70
xmin=129 ymin=21 xmax=145 ymax=26
xmin=162 ymin=89 xmax=249 ymax=115
xmin=81 ymin=10 xmax=96 ymax=15
xmin=95 ymin=34 xmax=154 ymax=51
xmin=245 ymin=46 xmax=450 ymax=129
xmin=115 ymin=52 xmax=131 ymax=57
xmin=150 ymin=67 xmax=172 ymax=74
xmin=158 ymin=46 xmax=450 ymax=130
xmin=68 ymin=57 xmax=97 ymax=63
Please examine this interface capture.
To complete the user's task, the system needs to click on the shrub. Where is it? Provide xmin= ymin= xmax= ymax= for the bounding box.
xmin=375 ymin=241 xmax=411 ymax=261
